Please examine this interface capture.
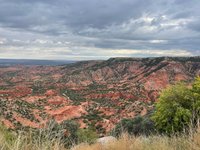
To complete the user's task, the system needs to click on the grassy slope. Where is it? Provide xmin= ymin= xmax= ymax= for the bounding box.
xmin=1 ymin=124 xmax=200 ymax=150
xmin=73 ymin=131 xmax=200 ymax=150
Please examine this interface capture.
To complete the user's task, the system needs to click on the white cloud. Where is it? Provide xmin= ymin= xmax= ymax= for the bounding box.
xmin=0 ymin=38 xmax=7 ymax=44
xmin=34 ymin=39 xmax=49 ymax=44
xmin=107 ymin=49 xmax=192 ymax=57
xmin=149 ymin=40 xmax=168 ymax=43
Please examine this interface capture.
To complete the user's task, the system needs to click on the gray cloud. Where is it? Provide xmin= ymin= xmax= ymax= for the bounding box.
xmin=0 ymin=0 xmax=199 ymax=60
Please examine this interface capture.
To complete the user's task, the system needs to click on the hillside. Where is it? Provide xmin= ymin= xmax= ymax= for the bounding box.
xmin=0 ymin=57 xmax=200 ymax=134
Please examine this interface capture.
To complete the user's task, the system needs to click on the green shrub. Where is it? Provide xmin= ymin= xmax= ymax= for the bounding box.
xmin=77 ymin=128 xmax=98 ymax=144
xmin=112 ymin=115 xmax=155 ymax=137
xmin=190 ymin=77 xmax=200 ymax=128
xmin=0 ymin=124 xmax=16 ymax=145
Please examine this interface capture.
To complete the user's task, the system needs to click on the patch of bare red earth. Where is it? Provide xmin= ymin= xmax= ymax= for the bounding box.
xmin=22 ymin=95 xmax=46 ymax=103
xmin=0 ymin=86 xmax=32 ymax=98
xmin=45 ymin=105 xmax=87 ymax=123
xmin=86 ymin=92 xmax=134 ymax=101
xmin=13 ymin=113 xmax=40 ymax=128
xmin=1 ymin=119 xmax=15 ymax=129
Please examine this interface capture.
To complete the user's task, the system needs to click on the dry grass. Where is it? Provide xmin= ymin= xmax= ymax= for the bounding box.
xmin=0 ymin=125 xmax=66 ymax=150
xmin=1 ymin=126 xmax=200 ymax=150
xmin=72 ymin=131 xmax=200 ymax=150
xmin=0 ymin=134 xmax=66 ymax=150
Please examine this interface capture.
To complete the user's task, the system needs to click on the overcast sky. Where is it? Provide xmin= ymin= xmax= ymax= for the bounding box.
xmin=0 ymin=0 xmax=199 ymax=60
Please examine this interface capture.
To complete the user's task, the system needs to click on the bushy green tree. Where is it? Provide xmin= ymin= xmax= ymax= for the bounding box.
xmin=112 ymin=115 xmax=155 ymax=137
xmin=191 ymin=77 xmax=200 ymax=126
xmin=152 ymin=77 xmax=200 ymax=134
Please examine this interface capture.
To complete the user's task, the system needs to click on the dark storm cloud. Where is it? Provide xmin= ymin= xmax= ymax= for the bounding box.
xmin=0 ymin=0 xmax=152 ymax=31
xmin=0 ymin=0 xmax=199 ymax=60
xmin=188 ymin=19 xmax=200 ymax=32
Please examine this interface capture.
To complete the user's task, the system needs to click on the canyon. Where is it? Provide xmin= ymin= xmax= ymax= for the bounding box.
xmin=0 ymin=57 xmax=200 ymax=134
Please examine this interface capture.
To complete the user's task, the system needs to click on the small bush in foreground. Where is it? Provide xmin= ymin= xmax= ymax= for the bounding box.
xmin=111 ymin=115 xmax=155 ymax=137
xmin=77 ymin=128 xmax=98 ymax=144
xmin=37 ymin=119 xmax=79 ymax=147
